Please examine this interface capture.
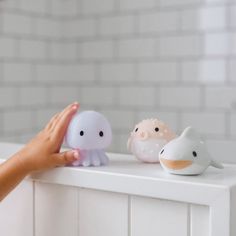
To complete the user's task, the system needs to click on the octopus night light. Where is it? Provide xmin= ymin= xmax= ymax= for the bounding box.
xmin=65 ymin=111 xmax=112 ymax=167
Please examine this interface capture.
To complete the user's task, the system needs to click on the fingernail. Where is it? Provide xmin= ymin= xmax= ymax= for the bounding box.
xmin=73 ymin=151 xmax=80 ymax=159
xmin=72 ymin=104 xmax=78 ymax=110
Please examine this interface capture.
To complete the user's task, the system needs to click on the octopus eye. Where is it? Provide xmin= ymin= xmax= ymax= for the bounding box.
xmin=80 ymin=130 xmax=84 ymax=136
xmin=155 ymin=127 xmax=159 ymax=132
xmin=99 ymin=131 xmax=104 ymax=137
xmin=160 ymin=149 xmax=164 ymax=155
xmin=135 ymin=128 xmax=138 ymax=132
xmin=192 ymin=151 xmax=197 ymax=157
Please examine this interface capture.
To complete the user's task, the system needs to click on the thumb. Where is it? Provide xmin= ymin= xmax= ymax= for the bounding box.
xmin=52 ymin=150 xmax=80 ymax=166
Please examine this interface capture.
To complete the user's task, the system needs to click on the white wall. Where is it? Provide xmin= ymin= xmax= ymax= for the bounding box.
xmin=0 ymin=0 xmax=80 ymax=142
xmin=0 ymin=0 xmax=235 ymax=162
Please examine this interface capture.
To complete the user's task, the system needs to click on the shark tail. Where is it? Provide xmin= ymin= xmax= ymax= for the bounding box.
xmin=211 ymin=159 xmax=224 ymax=169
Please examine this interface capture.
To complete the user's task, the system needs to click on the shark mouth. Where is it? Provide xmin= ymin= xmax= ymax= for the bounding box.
xmin=160 ymin=158 xmax=193 ymax=170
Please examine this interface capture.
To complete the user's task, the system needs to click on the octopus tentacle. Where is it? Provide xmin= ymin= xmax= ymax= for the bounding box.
xmin=82 ymin=156 xmax=91 ymax=167
xmin=97 ymin=150 xmax=109 ymax=165
xmin=90 ymin=150 xmax=101 ymax=166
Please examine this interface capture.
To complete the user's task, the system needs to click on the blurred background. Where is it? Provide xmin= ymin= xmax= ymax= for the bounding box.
xmin=0 ymin=0 xmax=235 ymax=162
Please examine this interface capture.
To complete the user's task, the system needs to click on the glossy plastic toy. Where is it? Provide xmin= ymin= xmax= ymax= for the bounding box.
xmin=65 ymin=110 xmax=112 ymax=167
xmin=159 ymin=127 xmax=223 ymax=175
xmin=127 ymin=118 xmax=176 ymax=163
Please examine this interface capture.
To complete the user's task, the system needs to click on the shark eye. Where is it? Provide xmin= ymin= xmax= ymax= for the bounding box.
xmin=160 ymin=149 xmax=164 ymax=155
xmin=192 ymin=151 xmax=197 ymax=157
xmin=80 ymin=130 xmax=84 ymax=136
xmin=99 ymin=131 xmax=104 ymax=137
xmin=155 ymin=127 xmax=159 ymax=132
xmin=135 ymin=128 xmax=138 ymax=132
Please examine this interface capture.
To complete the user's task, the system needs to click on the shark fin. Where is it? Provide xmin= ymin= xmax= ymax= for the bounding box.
xmin=181 ymin=127 xmax=201 ymax=141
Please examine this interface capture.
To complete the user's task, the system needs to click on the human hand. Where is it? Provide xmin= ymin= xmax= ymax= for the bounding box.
xmin=16 ymin=102 xmax=80 ymax=173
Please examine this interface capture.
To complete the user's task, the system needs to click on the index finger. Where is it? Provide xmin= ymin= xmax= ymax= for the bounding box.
xmin=47 ymin=103 xmax=78 ymax=132
xmin=52 ymin=103 xmax=79 ymax=143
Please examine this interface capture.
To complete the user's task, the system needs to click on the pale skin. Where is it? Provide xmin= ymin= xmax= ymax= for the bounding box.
xmin=0 ymin=102 xmax=80 ymax=201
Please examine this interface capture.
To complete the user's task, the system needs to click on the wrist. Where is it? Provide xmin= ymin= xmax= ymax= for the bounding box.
xmin=13 ymin=151 xmax=34 ymax=174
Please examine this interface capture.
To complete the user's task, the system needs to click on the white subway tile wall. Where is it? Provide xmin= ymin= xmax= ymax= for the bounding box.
xmin=0 ymin=0 xmax=235 ymax=162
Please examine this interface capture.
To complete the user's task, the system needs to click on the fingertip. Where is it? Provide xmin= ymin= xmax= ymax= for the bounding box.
xmin=71 ymin=102 xmax=79 ymax=112
xmin=73 ymin=150 xmax=80 ymax=160
xmin=73 ymin=101 xmax=79 ymax=106
xmin=72 ymin=105 xmax=78 ymax=110
xmin=64 ymin=150 xmax=80 ymax=164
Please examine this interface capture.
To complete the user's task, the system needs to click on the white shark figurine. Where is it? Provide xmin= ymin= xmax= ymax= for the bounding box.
xmin=159 ymin=127 xmax=223 ymax=175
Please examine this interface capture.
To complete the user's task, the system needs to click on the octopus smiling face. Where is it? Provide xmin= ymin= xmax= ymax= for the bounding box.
xmin=127 ymin=119 xmax=176 ymax=163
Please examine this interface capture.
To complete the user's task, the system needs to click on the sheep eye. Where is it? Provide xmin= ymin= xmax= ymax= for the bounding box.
xmin=135 ymin=128 xmax=138 ymax=132
xmin=155 ymin=127 xmax=159 ymax=132
xmin=192 ymin=151 xmax=197 ymax=157
xmin=80 ymin=131 xmax=84 ymax=136
xmin=99 ymin=131 xmax=104 ymax=137
xmin=160 ymin=149 xmax=164 ymax=154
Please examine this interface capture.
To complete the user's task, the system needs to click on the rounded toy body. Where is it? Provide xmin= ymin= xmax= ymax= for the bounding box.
xmin=65 ymin=111 xmax=112 ymax=167
xmin=127 ymin=119 xmax=176 ymax=163
xmin=159 ymin=127 xmax=223 ymax=175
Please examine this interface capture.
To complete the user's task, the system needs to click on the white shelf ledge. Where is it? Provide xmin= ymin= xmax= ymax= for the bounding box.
xmin=0 ymin=142 xmax=235 ymax=205
xmin=1 ymin=142 xmax=236 ymax=236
